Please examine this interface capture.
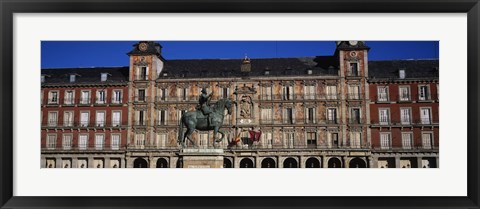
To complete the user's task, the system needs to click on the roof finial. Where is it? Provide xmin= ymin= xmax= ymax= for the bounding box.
xmin=243 ymin=53 xmax=250 ymax=64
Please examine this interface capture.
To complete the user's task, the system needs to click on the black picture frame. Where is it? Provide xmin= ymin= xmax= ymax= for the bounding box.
xmin=1 ymin=0 xmax=479 ymax=208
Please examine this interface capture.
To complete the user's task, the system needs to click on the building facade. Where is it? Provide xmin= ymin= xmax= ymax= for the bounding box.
xmin=40 ymin=41 xmax=439 ymax=168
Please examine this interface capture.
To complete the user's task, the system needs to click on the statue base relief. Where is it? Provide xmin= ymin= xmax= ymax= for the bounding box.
xmin=179 ymin=148 xmax=224 ymax=168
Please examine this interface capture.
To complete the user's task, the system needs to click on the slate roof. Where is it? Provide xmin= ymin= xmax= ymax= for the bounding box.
xmin=368 ymin=59 xmax=439 ymax=81
xmin=41 ymin=67 xmax=129 ymax=85
xmin=161 ymin=56 xmax=339 ymax=78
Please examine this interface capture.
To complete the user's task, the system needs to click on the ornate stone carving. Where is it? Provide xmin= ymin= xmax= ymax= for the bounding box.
xmin=239 ymin=95 xmax=253 ymax=118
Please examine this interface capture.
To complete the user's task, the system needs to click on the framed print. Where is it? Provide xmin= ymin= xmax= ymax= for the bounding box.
xmin=1 ymin=0 xmax=479 ymax=208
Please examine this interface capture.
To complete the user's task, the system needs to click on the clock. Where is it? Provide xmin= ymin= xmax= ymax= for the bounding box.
xmin=139 ymin=43 xmax=148 ymax=51
xmin=349 ymin=41 xmax=358 ymax=46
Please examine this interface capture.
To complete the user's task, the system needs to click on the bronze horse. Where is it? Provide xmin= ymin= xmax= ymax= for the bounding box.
xmin=177 ymin=98 xmax=234 ymax=148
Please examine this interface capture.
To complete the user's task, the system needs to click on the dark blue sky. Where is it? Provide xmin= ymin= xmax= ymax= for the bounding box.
xmin=41 ymin=41 xmax=439 ymax=69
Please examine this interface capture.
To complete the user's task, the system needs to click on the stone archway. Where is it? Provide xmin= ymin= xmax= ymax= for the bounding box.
xmin=348 ymin=157 xmax=366 ymax=168
xmin=133 ymin=157 xmax=148 ymax=168
xmin=328 ymin=157 xmax=342 ymax=168
xmin=305 ymin=157 xmax=321 ymax=168
xmin=223 ymin=158 xmax=233 ymax=168
xmin=283 ymin=157 xmax=298 ymax=168
xmin=261 ymin=158 xmax=276 ymax=168
xmin=239 ymin=158 xmax=254 ymax=168
xmin=156 ymin=158 xmax=169 ymax=168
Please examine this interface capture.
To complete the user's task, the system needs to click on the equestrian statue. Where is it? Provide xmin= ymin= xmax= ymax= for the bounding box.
xmin=177 ymin=88 xmax=234 ymax=148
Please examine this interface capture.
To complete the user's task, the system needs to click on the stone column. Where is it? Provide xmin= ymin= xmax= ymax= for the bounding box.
xmin=40 ymin=157 xmax=46 ymax=168
xmin=278 ymin=157 xmax=285 ymax=168
xmin=150 ymin=157 xmax=157 ymax=168
xmin=370 ymin=157 xmax=376 ymax=168
xmin=88 ymin=157 xmax=94 ymax=168
xmin=417 ymin=157 xmax=424 ymax=168
xmin=120 ymin=157 xmax=126 ymax=168
xmin=234 ymin=156 xmax=240 ymax=168
xmin=395 ymin=156 xmax=401 ymax=168
xmin=170 ymin=157 xmax=178 ymax=168
xmin=72 ymin=157 xmax=78 ymax=168
xmin=343 ymin=156 xmax=349 ymax=168
xmin=55 ymin=157 xmax=62 ymax=168
xmin=322 ymin=156 xmax=328 ymax=168
xmin=436 ymin=157 xmax=439 ymax=168
xmin=105 ymin=157 xmax=111 ymax=168
xmin=126 ymin=157 xmax=134 ymax=168
xmin=299 ymin=156 xmax=305 ymax=168
xmin=256 ymin=157 xmax=261 ymax=168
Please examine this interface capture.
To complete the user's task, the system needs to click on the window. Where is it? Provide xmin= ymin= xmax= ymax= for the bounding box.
xmin=348 ymin=85 xmax=360 ymax=99
xmin=307 ymin=69 xmax=313 ymax=75
xmin=400 ymin=108 xmax=411 ymax=125
xmin=138 ymin=66 xmax=148 ymax=80
xmin=350 ymin=132 xmax=361 ymax=148
xmin=96 ymin=90 xmax=106 ymax=104
xmin=135 ymin=133 xmax=145 ymax=148
xmin=80 ymin=91 xmax=90 ymax=104
xmin=80 ymin=112 xmax=89 ymax=127
xmin=262 ymin=86 xmax=272 ymax=100
xmin=419 ymin=85 xmax=430 ymax=101
xmin=112 ymin=90 xmax=122 ymax=104
xmin=101 ymin=73 xmax=108 ymax=81
xmin=422 ymin=133 xmax=433 ymax=149
xmin=261 ymin=132 xmax=273 ymax=148
xmin=96 ymin=111 xmax=105 ymax=127
xmin=137 ymin=110 xmax=145 ymax=125
xmin=48 ymin=91 xmax=58 ymax=104
xmin=95 ymin=134 xmax=104 ymax=150
xmin=41 ymin=75 xmax=45 ymax=83
xmin=326 ymin=85 xmax=337 ymax=99
xmin=178 ymin=87 xmax=188 ymax=101
xmin=307 ymin=132 xmax=317 ymax=148
xmin=350 ymin=108 xmax=361 ymax=124
xmin=284 ymin=132 xmax=294 ymax=148
xmin=327 ymin=108 xmax=337 ymax=124
xmin=112 ymin=111 xmax=121 ymax=127
xmin=380 ymin=133 xmax=391 ymax=149
xmin=420 ymin=108 xmax=432 ymax=124
xmin=349 ymin=62 xmax=358 ymax=76
xmin=156 ymin=133 xmax=167 ymax=148
xmin=47 ymin=135 xmax=56 ymax=150
xmin=158 ymin=88 xmax=167 ymax=101
xmin=62 ymin=134 xmax=72 ymax=150
xmin=399 ymin=69 xmax=406 ymax=79
xmin=63 ymin=111 xmax=74 ymax=127
xmin=78 ymin=134 xmax=88 ymax=150
xmin=306 ymin=107 xmax=315 ymax=124
xmin=158 ymin=110 xmax=167 ymax=125
xmin=377 ymin=86 xmax=389 ymax=102
xmin=328 ymin=132 xmax=339 ymax=148
xmin=111 ymin=134 xmax=120 ymax=150
xmin=402 ymin=133 xmax=413 ymax=149
xmin=283 ymin=108 xmax=294 ymax=124
xmin=379 ymin=109 xmax=390 ymax=125
xmin=283 ymin=85 xmax=294 ymax=100
xmin=304 ymin=85 xmax=315 ymax=100
xmin=64 ymin=91 xmax=74 ymax=105
xmin=222 ymin=87 xmax=229 ymax=99
xmin=261 ymin=108 xmax=273 ymax=124
xmin=137 ymin=89 xmax=146 ymax=101
xmin=69 ymin=74 xmax=76 ymax=82
xmin=399 ymin=86 xmax=411 ymax=101
xmin=47 ymin=112 xmax=58 ymax=127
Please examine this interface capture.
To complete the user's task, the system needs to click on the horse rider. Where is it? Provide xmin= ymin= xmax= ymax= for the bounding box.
xmin=198 ymin=88 xmax=213 ymax=127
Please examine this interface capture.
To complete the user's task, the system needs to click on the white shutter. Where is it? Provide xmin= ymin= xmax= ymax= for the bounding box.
xmin=112 ymin=111 xmax=120 ymax=126
xmin=80 ymin=112 xmax=89 ymax=126
xmin=96 ymin=112 xmax=105 ymax=127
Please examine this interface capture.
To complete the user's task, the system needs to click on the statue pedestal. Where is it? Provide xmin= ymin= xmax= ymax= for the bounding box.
xmin=180 ymin=148 xmax=224 ymax=168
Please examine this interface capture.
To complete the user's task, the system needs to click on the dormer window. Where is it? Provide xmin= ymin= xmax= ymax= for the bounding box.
xmin=163 ymin=72 xmax=168 ymax=77
xmin=41 ymin=75 xmax=46 ymax=83
xmin=307 ymin=69 xmax=313 ymax=75
xmin=399 ymin=69 xmax=406 ymax=79
xmin=69 ymin=74 xmax=76 ymax=83
xmin=101 ymin=73 xmax=108 ymax=82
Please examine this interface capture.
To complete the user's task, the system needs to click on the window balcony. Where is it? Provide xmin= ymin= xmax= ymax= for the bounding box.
xmin=325 ymin=119 xmax=338 ymax=124
xmin=95 ymin=99 xmax=108 ymax=106
xmin=78 ymin=97 xmax=91 ymax=106
xmin=63 ymin=98 xmax=75 ymax=106
xmin=133 ymin=120 xmax=147 ymax=127
xmin=376 ymin=96 xmax=390 ymax=103
xmin=110 ymin=98 xmax=123 ymax=105
xmin=47 ymin=99 xmax=59 ymax=106
xmin=347 ymin=93 xmax=363 ymax=100
xmin=134 ymin=96 xmax=149 ymax=103
xmin=348 ymin=118 xmax=363 ymax=124
xmin=134 ymin=75 xmax=148 ymax=81
xmin=398 ymin=95 xmax=412 ymax=102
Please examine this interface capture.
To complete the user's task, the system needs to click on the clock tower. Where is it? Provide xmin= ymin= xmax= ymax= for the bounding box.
xmin=126 ymin=41 xmax=165 ymax=167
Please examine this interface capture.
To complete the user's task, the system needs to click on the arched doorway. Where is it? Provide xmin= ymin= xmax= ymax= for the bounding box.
xmin=223 ymin=158 xmax=233 ymax=168
xmin=156 ymin=158 xmax=169 ymax=168
xmin=176 ymin=158 xmax=183 ymax=168
xmin=349 ymin=157 xmax=366 ymax=168
xmin=305 ymin=157 xmax=321 ymax=168
xmin=283 ymin=158 xmax=298 ymax=168
xmin=133 ymin=157 xmax=148 ymax=168
xmin=240 ymin=158 xmax=254 ymax=168
xmin=328 ymin=157 xmax=342 ymax=168
xmin=261 ymin=158 xmax=276 ymax=168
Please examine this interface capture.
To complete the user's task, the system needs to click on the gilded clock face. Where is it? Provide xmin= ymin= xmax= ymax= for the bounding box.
xmin=349 ymin=41 xmax=358 ymax=46
xmin=139 ymin=43 xmax=148 ymax=51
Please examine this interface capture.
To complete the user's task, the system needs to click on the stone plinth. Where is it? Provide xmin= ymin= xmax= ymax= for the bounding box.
xmin=180 ymin=149 xmax=224 ymax=168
